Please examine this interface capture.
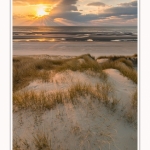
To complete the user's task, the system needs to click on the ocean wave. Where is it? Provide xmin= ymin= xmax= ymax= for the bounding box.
xmin=111 ymin=39 xmax=137 ymax=42
xmin=87 ymin=39 xmax=93 ymax=42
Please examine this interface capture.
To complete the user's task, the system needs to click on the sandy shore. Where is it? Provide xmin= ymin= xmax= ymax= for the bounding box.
xmin=13 ymin=54 xmax=137 ymax=150
xmin=13 ymin=41 xmax=137 ymax=57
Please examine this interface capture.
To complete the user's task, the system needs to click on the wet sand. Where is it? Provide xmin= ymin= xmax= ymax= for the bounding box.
xmin=13 ymin=41 xmax=137 ymax=57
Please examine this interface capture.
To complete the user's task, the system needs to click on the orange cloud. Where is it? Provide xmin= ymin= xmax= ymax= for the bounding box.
xmin=54 ymin=18 xmax=75 ymax=26
xmin=13 ymin=0 xmax=59 ymax=5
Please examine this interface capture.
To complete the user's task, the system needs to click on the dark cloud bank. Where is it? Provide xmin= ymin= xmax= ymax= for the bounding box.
xmin=49 ymin=0 xmax=137 ymax=24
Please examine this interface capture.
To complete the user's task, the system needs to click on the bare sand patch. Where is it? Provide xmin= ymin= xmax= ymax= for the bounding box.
xmin=14 ymin=97 xmax=137 ymax=150
xmin=21 ymin=70 xmax=102 ymax=93
xmin=103 ymin=69 xmax=136 ymax=108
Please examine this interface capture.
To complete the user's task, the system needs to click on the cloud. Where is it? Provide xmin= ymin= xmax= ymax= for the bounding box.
xmin=49 ymin=0 xmax=137 ymax=23
xmin=54 ymin=18 xmax=82 ymax=26
xmin=90 ymin=15 xmax=137 ymax=26
xmin=104 ymin=5 xmax=137 ymax=16
xmin=13 ymin=0 xmax=57 ymax=5
xmin=52 ymin=3 xmax=136 ymax=22
xmin=13 ymin=14 xmax=25 ymax=19
xmin=87 ymin=2 xmax=106 ymax=7
xmin=119 ymin=14 xmax=137 ymax=20
xmin=52 ymin=0 xmax=78 ymax=12
xmin=118 ymin=1 xmax=137 ymax=7
xmin=13 ymin=1 xmax=29 ymax=6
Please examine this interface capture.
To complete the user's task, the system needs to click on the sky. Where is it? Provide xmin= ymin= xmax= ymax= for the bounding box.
xmin=13 ymin=0 xmax=137 ymax=26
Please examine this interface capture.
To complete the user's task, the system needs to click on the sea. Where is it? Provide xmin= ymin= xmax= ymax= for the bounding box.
xmin=13 ymin=26 xmax=137 ymax=56
xmin=13 ymin=26 xmax=137 ymax=42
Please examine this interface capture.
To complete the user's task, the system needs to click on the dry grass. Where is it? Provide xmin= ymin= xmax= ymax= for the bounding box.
xmin=13 ymin=54 xmax=107 ymax=92
xmin=56 ymin=54 xmax=107 ymax=80
xmin=124 ymin=110 xmax=137 ymax=124
xmin=97 ymin=54 xmax=137 ymax=60
xmin=33 ymin=131 xmax=51 ymax=150
xmin=13 ymin=137 xmax=31 ymax=150
xmin=100 ymin=60 xmax=137 ymax=84
xmin=97 ymin=54 xmax=137 ymax=68
xmin=13 ymin=138 xmax=21 ymax=150
xmin=132 ymin=89 xmax=137 ymax=109
xmin=116 ymin=58 xmax=134 ymax=69
xmin=96 ymin=54 xmax=138 ymax=83
xmin=13 ymin=124 xmax=116 ymax=150
xmin=123 ymin=90 xmax=137 ymax=124
xmin=13 ymin=82 xmax=119 ymax=112
xmin=13 ymin=91 xmax=66 ymax=111
xmin=124 ymin=111 xmax=133 ymax=123
xmin=13 ymin=131 xmax=51 ymax=150
xmin=13 ymin=57 xmax=68 ymax=91
xmin=133 ymin=53 xmax=137 ymax=57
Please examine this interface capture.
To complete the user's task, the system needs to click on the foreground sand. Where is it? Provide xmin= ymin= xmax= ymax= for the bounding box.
xmin=13 ymin=54 xmax=137 ymax=150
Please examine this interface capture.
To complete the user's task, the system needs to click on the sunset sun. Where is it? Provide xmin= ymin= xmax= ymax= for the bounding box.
xmin=36 ymin=5 xmax=49 ymax=17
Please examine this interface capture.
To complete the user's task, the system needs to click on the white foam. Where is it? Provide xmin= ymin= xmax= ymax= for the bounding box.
xmin=111 ymin=40 xmax=120 ymax=42
xmin=87 ymin=39 xmax=93 ymax=42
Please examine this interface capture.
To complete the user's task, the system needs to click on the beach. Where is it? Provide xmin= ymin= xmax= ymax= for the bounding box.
xmin=13 ymin=41 xmax=137 ymax=56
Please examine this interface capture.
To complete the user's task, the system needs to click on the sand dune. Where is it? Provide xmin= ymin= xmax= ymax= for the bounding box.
xmin=104 ymin=69 xmax=136 ymax=108
xmin=13 ymin=54 xmax=137 ymax=150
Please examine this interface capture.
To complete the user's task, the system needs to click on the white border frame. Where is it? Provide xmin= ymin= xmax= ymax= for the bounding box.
xmin=0 ymin=0 xmax=11 ymax=149
xmin=138 ymin=0 xmax=140 ymax=150
xmin=140 ymin=0 xmax=150 ymax=149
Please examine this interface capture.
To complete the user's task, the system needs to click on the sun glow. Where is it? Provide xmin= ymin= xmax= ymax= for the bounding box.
xmin=36 ymin=5 xmax=49 ymax=17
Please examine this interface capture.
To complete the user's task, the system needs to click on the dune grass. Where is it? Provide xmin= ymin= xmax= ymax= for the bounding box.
xmin=13 ymin=56 xmax=69 ymax=91
xmin=97 ymin=54 xmax=137 ymax=60
xmin=123 ymin=89 xmax=137 ymax=124
xmin=13 ymin=136 xmax=30 ymax=150
xmin=13 ymin=54 xmax=137 ymax=92
xmin=13 ymin=130 xmax=51 ymax=150
xmin=56 ymin=54 xmax=106 ymax=78
xmin=13 ymin=90 xmax=65 ymax=111
xmin=13 ymin=82 xmax=119 ymax=112
xmin=96 ymin=54 xmax=138 ymax=83
xmin=13 ymin=54 xmax=106 ymax=92
xmin=13 ymin=54 xmax=136 ymax=115
xmin=97 ymin=54 xmax=137 ymax=67
xmin=13 ymin=118 xmax=114 ymax=150
xmin=100 ymin=60 xmax=137 ymax=84
xmin=13 ymin=138 xmax=20 ymax=150
xmin=115 ymin=58 xmax=134 ymax=69
xmin=132 ymin=89 xmax=137 ymax=109
xmin=33 ymin=131 xmax=51 ymax=150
